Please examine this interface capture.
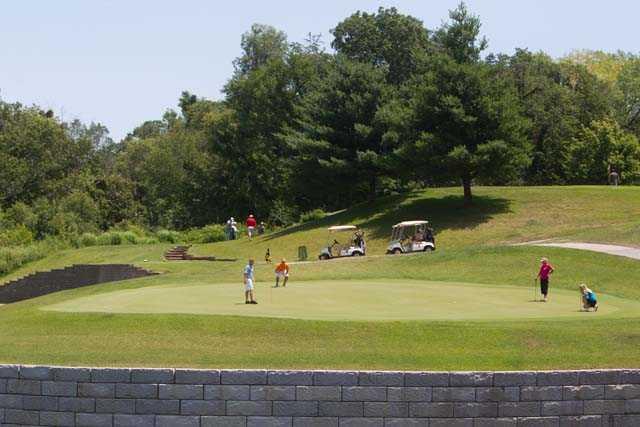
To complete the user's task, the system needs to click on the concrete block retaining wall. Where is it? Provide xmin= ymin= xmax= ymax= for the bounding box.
xmin=2 ymin=366 xmax=640 ymax=426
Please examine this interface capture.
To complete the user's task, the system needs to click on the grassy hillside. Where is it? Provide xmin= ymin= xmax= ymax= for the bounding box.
xmin=4 ymin=185 xmax=639 ymax=282
xmin=1 ymin=186 xmax=640 ymax=369
xmin=190 ymin=185 xmax=640 ymax=262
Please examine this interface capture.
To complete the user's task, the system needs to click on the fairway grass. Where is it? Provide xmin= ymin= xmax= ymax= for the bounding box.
xmin=43 ymin=280 xmax=638 ymax=321
xmin=3 ymin=186 xmax=640 ymax=369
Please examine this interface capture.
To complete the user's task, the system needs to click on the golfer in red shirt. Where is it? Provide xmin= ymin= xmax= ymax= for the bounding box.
xmin=536 ymin=257 xmax=554 ymax=302
xmin=246 ymin=214 xmax=257 ymax=239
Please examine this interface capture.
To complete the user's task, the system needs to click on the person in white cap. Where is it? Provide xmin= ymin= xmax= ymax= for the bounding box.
xmin=226 ymin=217 xmax=237 ymax=240
xmin=243 ymin=258 xmax=257 ymax=304
xmin=274 ymin=258 xmax=290 ymax=288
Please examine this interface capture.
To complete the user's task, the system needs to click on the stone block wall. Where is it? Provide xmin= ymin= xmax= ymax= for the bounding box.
xmin=0 ymin=265 xmax=157 ymax=304
xmin=1 ymin=366 xmax=640 ymax=425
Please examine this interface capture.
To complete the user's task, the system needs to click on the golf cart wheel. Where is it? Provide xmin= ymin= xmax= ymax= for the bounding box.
xmin=319 ymin=254 xmax=330 ymax=260
xmin=392 ymin=248 xmax=402 ymax=255
xmin=351 ymin=251 xmax=362 ymax=257
xmin=424 ymin=246 xmax=434 ymax=252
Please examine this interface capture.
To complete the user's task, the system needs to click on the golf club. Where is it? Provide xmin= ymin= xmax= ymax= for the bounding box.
xmin=533 ymin=277 xmax=537 ymax=302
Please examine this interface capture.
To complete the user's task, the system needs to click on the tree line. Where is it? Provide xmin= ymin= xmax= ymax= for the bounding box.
xmin=2 ymin=3 xmax=640 ymax=243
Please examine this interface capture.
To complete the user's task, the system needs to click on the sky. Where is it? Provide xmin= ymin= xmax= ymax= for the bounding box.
xmin=1 ymin=0 xmax=639 ymax=141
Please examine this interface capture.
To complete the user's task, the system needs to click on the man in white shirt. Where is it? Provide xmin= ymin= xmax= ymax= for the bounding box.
xmin=244 ymin=259 xmax=257 ymax=304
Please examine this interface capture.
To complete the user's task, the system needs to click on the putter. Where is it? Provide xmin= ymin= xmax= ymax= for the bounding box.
xmin=533 ymin=277 xmax=537 ymax=302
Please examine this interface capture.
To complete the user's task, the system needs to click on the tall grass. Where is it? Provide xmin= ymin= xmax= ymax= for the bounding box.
xmin=0 ymin=240 xmax=65 ymax=277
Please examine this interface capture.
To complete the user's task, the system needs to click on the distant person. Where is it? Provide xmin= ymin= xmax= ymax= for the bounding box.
xmin=274 ymin=258 xmax=290 ymax=288
xmin=353 ymin=231 xmax=364 ymax=248
xmin=425 ymin=226 xmax=435 ymax=243
xmin=258 ymin=221 xmax=266 ymax=235
xmin=243 ymin=258 xmax=257 ymax=304
xmin=356 ymin=231 xmax=366 ymax=251
xmin=246 ymin=214 xmax=257 ymax=239
xmin=226 ymin=217 xmax=237 ymax=240
xmin=579 ymin=284 xmax=598 ymax=312
xmin=609 ymin=169 xmax=620 ymax=187
xmin=265 ymin=248 xmax=272 ymax=264
xmin=536 ymin=257 xmax=554 ymax=302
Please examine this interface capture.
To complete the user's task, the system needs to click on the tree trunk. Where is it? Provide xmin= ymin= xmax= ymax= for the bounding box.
xmin=462 ymin=175 xmax=472 ymax=206
xmin=368 ymin=175 xmax=377 ymax=201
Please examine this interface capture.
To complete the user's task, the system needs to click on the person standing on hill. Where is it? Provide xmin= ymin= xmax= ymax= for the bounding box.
xmin=536 ymin=257 xmax=554 ymax=302
xmin=246 ymin=214 xmax=257 ymax=239
xmin=226 ymin=217 xmax=237 ymax=240
xmin=243 ymin=258 xmax=257 ymax=304
xmin=609 ymin=169 xmax=620 ymax=187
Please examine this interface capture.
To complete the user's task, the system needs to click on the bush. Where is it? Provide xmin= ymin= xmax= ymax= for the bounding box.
xmin=300 ymin=209 xmax=326 ymax=223
xmin=0 ymin=225 xmax=34 ymax=246
xmin=185 ymin=224 xmax=226 ymax=243
xmin=0 ymin=240 xmax=63 ymax=276
xmin=113 ymin=222 xmax=148 ymax=238
xmin=156 ymin=229 xmax=182 ymax=243
xmin=96 ymin=232 xmax=122 ymax=246
xmin=79 ymin=233 xmax=98 ymax=247
xmin=138 ymin=237 xmax=159 ymax=244
xmin=119 ymin=231 xmax=138 ymax=244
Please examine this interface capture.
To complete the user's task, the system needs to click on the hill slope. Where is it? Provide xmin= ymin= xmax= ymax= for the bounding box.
xmin=5 ymin=185 xmax=638 ymax=283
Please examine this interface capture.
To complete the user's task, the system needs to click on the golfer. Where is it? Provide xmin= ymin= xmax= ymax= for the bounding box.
xmin=246 ymin=214 xmax=257 ymax=239
xmin=579 ymin=284 xmax=598 ymax=311
xmin=274 ymin=258 xmax=290 ymax=288
xmin=536 ymin=257 xmax=554 ymax=302
xmin=244 ymin=258 xmax=257 ymax=304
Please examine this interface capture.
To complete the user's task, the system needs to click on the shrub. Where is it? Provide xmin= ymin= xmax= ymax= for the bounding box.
xmin=58 ymin=191 xmax=100 ymax=234
xmin=156 ymin=229 xmax=181 ymax=243
xmin=119 ymin=231 xmax=138 ymax=244
xmin=0 ymin=225 xmax=34 ymax=246
xmin=79 ymin=233 xmax=98 ymax=247
xmin=5 ymin=202 xmax=37 ymax=230
xmin=300 ymin=209 xmax=326 ymax=223
xmin=96 ymin=232 xmax=122 ymax=246
xmin=138 ymin=237 xmax=159 ymax=244
xmin=0 ymin=240 xmax=62 ymax=276
xmin=185 ymin=224 xmax=226 ymax=243
xmin=113 ymin=222 xmax=148 ymax=238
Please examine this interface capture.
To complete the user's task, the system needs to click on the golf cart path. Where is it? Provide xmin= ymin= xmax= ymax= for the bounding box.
xmin=525 ymin=241 xmax=640 ymax=261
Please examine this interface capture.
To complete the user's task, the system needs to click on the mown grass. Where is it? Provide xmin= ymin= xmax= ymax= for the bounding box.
xmin=1 ymin=186 xmax=640 ymax=369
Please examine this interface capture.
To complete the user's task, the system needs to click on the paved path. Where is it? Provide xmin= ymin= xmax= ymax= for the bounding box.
xmin=530 ymin=242 xmax=640 ymax=261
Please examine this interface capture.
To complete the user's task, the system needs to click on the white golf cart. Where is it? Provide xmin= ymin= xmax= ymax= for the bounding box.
xmin=318 ymin=225 xmax=366 ymax=260
xmin=386 ymin=220 xmax=435 ymax=254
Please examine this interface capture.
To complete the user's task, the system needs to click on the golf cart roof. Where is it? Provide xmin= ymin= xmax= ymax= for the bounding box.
xmin=327 ymin=225 xmax=358 ymax=231
xmin=392 ymin=220 xmax=429 ymax=228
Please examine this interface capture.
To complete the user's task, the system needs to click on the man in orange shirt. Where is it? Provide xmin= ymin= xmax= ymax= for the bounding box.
xmin=274 ymin=258 xmax=290 ymax=288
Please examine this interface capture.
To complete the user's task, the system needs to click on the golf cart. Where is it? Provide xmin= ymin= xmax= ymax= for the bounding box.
xmin=386 ymin=220 xmax=435 ymax=254
xmin=318 ymin=225 xmax=366 ymax=260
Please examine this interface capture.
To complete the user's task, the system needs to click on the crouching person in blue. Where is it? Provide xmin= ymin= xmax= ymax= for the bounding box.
xmin=579 ymin=284 xmax=598 ymax=312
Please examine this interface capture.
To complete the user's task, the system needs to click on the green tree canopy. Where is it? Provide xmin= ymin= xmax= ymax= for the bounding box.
xmin=331 ymin=7 xmax=431 ymax=85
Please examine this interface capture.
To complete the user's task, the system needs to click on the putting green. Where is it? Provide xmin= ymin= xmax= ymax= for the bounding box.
xmin=43 ymin=280 xmax=640 ymax=321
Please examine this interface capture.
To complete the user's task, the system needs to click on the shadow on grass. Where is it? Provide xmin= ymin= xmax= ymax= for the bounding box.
xmin=263 ymin=191 xmax=512 ymax=242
